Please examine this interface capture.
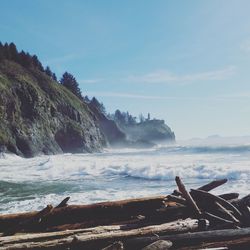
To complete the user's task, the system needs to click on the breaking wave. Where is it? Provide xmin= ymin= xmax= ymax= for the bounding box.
xmin=1 ymin=141 xmax=250 ymax=213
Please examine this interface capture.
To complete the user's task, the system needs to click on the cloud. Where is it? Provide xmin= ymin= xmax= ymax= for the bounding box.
xmin=125 ymin=66 xmax=236 ymax=84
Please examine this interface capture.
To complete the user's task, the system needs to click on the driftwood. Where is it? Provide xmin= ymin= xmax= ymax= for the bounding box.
xmin=0 ymin=219 xmax=201 ymax=250
xmin=203 ymin=212 xmax=235 ymax=226
xmin=4 ymin=205 xmax=54 ymax=235
xmin=166 ymin=194 xmax=187 ymax=205
xmin=0 ymin=177 xmax=250 ymax=249
xmin=176 ymin=236 xmax=250 ymax=250
xmin=198 ymin=179 xmax=227 ymax=192
xmin=55 ymin=197 xmax=70 ymax=208
xmin=0 ymin=196 xmax=166 ymax=232
xmin=235 ymin=194 xmax=250 ymax=207
xmin=219 ymin=192 xmax=239 ymax=200
xmin=190 ymin=189 xmax=243 ymax=220
xmin=124 ymin=227 xmax=250 ymax=249
xmin=175 ymin=176 xmax=201 ymax=217
xmin=215 ymin=201 xmax=239 ymax=224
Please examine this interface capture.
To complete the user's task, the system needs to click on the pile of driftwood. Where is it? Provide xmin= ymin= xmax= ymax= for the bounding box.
xmin=0 ymin=177 xmax=250 ymax=249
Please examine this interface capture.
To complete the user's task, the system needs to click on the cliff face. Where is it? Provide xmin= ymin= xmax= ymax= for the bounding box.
xmin=0 ymin=60 xmax=106 ymax=157
xmin=88 ymin=103 xmax=126 ymax=146
xmin=119 ymin=119 xmax=175 ymax=144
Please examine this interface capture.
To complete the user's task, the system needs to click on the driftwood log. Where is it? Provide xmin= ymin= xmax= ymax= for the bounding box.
xmin=124 ymin=227 xmax=250 ymax=249
xmin=0 ymin=219 xmax=201 ymax=250
xmin=0 ymin=177 xmax=250 ymax=249
xmin=198 ymin=179 xmax=228 ymax=192
xmin=175 ymin=176 xmax=201 ymax=217
xmin=0 ymin=196 xmax=166 ymax=233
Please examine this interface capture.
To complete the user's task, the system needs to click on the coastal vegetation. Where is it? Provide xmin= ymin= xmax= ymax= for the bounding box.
xmin=0 ymin=42 xmax=175 ymax=157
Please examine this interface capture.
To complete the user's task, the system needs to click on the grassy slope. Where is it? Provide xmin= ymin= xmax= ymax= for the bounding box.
xmin=0 ymin=60 xmax=101 ymax=155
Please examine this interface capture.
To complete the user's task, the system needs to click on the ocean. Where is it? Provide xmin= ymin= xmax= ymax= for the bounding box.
xmin=1 ymin=137 xmax=250 ymax=214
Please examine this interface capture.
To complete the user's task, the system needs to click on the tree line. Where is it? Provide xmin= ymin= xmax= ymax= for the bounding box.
xmin=0 ymin=42 xmax=84 ymax=99
xmin=0 ymin=42 xmax=152 ymax=125
xmin=108 ymin=110 xmax=151 ymax=126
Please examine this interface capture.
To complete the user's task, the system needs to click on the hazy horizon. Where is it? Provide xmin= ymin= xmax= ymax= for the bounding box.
xmin=1 ymin=0 xmax=250 ymax=139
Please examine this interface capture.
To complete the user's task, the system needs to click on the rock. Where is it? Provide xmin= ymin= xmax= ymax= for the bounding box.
xmin=119 ymin=119 xmax=175 ymax=145
xmin=0 ymin=60 xmax=106 ymax=157
xmin=88 ymin=102 xmax=126 ymax=146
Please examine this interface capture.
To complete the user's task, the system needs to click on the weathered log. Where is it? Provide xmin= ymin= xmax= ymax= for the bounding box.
xmin=203 ymin=212 xmax=235 ymax=226
xmin=141 ymin=240 xmax=172 ymax=250
xmin=175 ymin=236 xmax=250 ymax=250
xmin=235 ymin=194 xmax=250 ymax=207
xmin=231 ymin=196 xmax=250 ymax=227
xmin=124 ymin=227 xmax=250 ymax=249
xmin=154 ymin=206 xmax=190 ymax=224
xmin=219 ymin=193 xmax=239 ymax=201
xmin=171 ymin=189 xmax=183 ymax=197
xmin=175 ymin=176 xmax=201 ymax=217
xmin=197 ymin=179 xmax=227 ymax=192
xmin=190 ymin=189 xmax=242 ymax=220
xmin=0 ymin=225 xmax=122 ymax=246
xmin=0 ymin=196 xmax=166 ymax=232
xmin=45 ymin=217 xmax=147 ymax=232
xmin=4 ymin=205 xmax=54 ymax=235
xmin=0 ymin=219 xmax=201 ymax=250
xmin=214 ymin=201 xmax=239 ymax=224
xmin=55 ymin=197 xmax=70 ymax=208
xmin=166 ymin=195 xmax=187 ymax=205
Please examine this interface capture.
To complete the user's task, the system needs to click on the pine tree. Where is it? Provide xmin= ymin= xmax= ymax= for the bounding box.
xmin=0 ymin=42 xmax=4 ymax=61
xmin=90 ymin=97 xmax=106 ymax=113
xmin=18 ymin=51 xmax=32 ymax=67
xmin=52 ymin=73 xmax=57 ymax=81
xmin=31 ymin=55 xmax=44 ymax=71
xmin=60 ymin=72 xmax=83 ymax=100
xmin=3 ymin=43 xmax=10 ymax=59
xmin=8 ymin=42 xmax=18 ymax=61
xmin=45 ymin=66 xmax=52 ymax=77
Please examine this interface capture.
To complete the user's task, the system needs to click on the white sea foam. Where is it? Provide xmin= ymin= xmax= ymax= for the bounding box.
xmin=0 ymin=141 xmax=250 ymax=213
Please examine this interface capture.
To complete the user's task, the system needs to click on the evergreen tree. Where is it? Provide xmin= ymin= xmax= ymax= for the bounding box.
xmin=84 ymin=95 xmax=90 ymax=103
xmin=52 ymin=73 xmax=57 ymax=81
xmin=0 ymin=42 xmax=4 ymax=61
xmin=60 ymin=72 xmax=83 ymax=99
xmin=0 ymin=42 xmax=58 ymax=84
xmin=45 ymin=66 xmax=52 ymax=77
xmin=31 ymin=55 xmax=44 ymax=71
xmin=18 ymin=51 xmax=32 ymax=67
xmin=3 ymin=43 xmax=10 ymax=59
xmin=90 ymin=97 xmax=106 ymax=113
xmin=139 ymin=113 xmax=145 ymax=123
xmin=8 ymin=42 xmax=18 ymax=61
xmin=114 ymin=109 xmax=126 ymax=124
xmin=128 ymin=113 xmax=137 ymax=125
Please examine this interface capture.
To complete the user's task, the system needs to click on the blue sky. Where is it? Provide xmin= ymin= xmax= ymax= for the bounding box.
xmin=1 ymin=0 xmax=250 ymax=139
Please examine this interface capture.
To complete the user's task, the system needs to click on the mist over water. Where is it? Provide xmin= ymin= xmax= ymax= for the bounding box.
xmin=1 ymin=137 xmax=250 ymax=214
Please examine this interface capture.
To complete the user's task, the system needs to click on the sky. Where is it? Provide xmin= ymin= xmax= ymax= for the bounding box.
xmin=1 ymin=0 xmax=250 ymax=139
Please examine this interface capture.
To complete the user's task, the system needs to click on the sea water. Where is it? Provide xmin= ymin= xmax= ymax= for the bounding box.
xmin=1 ymin=137 xmax=250 ymax=214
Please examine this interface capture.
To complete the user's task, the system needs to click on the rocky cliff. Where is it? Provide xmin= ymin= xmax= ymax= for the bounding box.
xmin=119 ymin=119 xmax=175 ymax=145
xmin=88 ymin=103 xmax=126 ymax=146
xmin=0 ymin=60 xmax=106 ymax=157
